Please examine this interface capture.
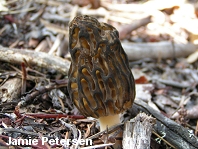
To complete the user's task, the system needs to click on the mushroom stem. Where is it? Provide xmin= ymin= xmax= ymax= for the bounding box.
xmin=99 ymin=114 xmax=122 ymax=149
xmin=99 ymin=114 xmax=120 ymax=131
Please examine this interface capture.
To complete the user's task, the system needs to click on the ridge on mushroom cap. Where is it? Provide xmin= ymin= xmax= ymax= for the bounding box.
xmin=68 ymin=15 xmax=135 ymax=118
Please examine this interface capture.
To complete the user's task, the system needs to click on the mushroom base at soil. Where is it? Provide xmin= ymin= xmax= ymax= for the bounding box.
xmin=99 ymin=114 xmax=121 ymax=131
xmin=99 ymin=114 xmax=123 ymax=149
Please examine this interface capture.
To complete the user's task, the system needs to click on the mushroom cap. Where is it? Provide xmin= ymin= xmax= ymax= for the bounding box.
xmin=68 ymin=15 xmax=135 ymax=118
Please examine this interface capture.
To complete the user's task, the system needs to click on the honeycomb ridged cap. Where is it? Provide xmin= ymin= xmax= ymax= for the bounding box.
xmin=68 ymin=15 xmax=135 ymax=118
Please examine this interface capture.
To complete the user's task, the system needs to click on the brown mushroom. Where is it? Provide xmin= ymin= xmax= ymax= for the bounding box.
xmin=68 ymin=15 xmax=135 ymax=133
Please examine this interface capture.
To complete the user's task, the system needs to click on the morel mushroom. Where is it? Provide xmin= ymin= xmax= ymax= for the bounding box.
xmin=68 ymin=15 xmax=135 ymax=131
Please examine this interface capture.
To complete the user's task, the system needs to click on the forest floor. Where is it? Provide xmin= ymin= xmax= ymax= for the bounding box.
xmin=0 ymin=0 xmax=198 ymax=148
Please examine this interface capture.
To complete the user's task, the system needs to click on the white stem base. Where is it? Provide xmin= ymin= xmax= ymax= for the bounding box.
xmin=99 ymin=115 xmax=120 ymax=131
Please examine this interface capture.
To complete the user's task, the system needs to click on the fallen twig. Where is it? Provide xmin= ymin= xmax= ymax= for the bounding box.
xmin=101 ymin=1 xmax=182 ymax=12
xmin=25 ymin=113 xmax=85 ymax=119
xmin=1 ymin=42 xmax=197 ymax=76
xmin=0 ymin=46 xmax=70 ymax=75
xmin=118 ymin=16 xmax=151 ymax=40
xmin=122 ymin=41 xmax=198 ymax=60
